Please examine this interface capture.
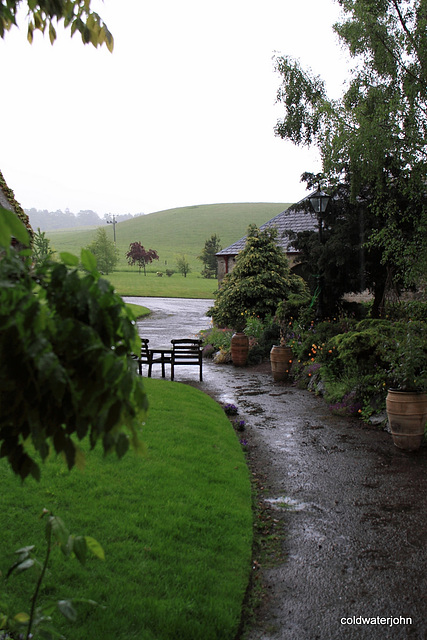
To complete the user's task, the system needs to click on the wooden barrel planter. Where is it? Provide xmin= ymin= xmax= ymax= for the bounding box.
xmin=270 ymin=345 xmax=293 ymax=382
xmin=231 ymin=332 xmax=249 ymax=366
xmin=386 ymin=389 xmax=427 ymax=451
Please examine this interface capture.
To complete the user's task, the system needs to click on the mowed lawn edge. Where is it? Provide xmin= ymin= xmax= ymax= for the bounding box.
xmin=125 ymin=301 xmax=151 ymax=318
xmin=0 ymin=378 xmax=253 ymax=640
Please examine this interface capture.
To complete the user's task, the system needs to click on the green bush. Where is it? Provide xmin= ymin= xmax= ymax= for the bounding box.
xmin=209 ymin=225 xmax=308 ymax=330
xmin=246 ymin=343 xmax=265 ymax=365
xmin=288 ymin=317 xmax=357 ymax=362
xmin=289 ymin=316 xmax=427 ymax=421
xmin=199 ymin=314 xmax=280 ymax=365
xmin=243 ymin=314 xmax=266 ymax=341
xmin=383 ymin=299 xmax=427 ymax=322
xmin=199 ymin=326 xmax=233 ymax=353
xmin=244 ymin=315 xmax=281 ymax=363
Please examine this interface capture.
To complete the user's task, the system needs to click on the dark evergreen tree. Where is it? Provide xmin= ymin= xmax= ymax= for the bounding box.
xmin=86 ymin=227 xmax=119 ymax=274
xmin=198 ymin=234 xmax=221 ymax=278
xmin=210 ymin=225 xmax=308 ymax=329
xmin=290 ymin=174 xmax=389 ymax=317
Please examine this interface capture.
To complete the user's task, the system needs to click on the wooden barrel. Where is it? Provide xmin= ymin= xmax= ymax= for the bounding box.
xmin=270 ymin=346 xmax=293 ymax=382
xmin=386 ymin=390 xmax=427 ymax=451
xmin=231 ymin=332 xmax=249 ymax=366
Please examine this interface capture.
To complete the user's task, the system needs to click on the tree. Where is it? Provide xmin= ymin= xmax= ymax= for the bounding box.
xmin=86 ymin=227 xmax=118 ymax=274
xmin=126 ymin=241 xmax=159 ymax=275
xmin=176 ymin=254 xmax=191 ymax=278
xmin=32 ymin=227 xmax=55 ymax=267
xmin=274 ymin=0 xmax=427 ymax=295
xmin=0 ymin=0 xmax=114 ymax=50
xmin=77 ymin=209 xmax=102 ymax=225
xmin=209 ymin=225 xmax=309 ymax=329
xmin=288 ymin=173 xmax=390 ymax=317
xmin=198 ymin=234 xmax=221 ymax=278
xmin=0 ymin=208 xmax=147 ymax=481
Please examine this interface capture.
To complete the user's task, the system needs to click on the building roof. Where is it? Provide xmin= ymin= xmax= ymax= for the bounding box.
xmin=216 ymin=193 xmax=317 ymax=257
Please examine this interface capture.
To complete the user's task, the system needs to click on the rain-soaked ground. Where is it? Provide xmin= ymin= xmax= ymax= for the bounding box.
xmin=126 ymin=297 xmax=427 ymax=640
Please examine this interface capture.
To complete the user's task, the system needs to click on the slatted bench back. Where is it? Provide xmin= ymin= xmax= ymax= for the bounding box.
xmin=171 ymin=339 xmax=203 ymax=381
xmin=136 ymin=339 xmax=151 ymax=375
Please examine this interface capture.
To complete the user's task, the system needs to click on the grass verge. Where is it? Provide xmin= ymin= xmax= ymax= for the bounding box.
xmin=0 ymin=379 xmax=252 ymax=640
xmin=125 ymin=302 xmax=151 ymax=319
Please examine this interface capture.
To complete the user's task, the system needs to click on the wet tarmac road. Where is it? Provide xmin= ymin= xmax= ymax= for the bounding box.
xmin=125 ymin=297 xmax=427 ymax=640
xmin=125 ymin=296 xmax=214 ymax=349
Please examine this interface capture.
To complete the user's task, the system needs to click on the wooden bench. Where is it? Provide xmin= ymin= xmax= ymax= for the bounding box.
xmin=134 ymin=339 xmax=173 ymax=378
xmin=134 ymin=339 xmax=153 ymax=375
xmin=148 ymin=348 xmax=172 ymax=378
xmin=170 ymin=339 xmax=203 ymax=381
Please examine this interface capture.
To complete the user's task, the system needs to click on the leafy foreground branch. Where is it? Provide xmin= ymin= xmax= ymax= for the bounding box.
xmin=0 ymin=207 xmax=148 ymax=481
xmin=0 ymin=0 xmax=114 ymax=51
xmin=1 ymin=510 xmax=104 ymax=640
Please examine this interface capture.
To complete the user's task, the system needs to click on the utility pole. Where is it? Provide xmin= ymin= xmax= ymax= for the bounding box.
xmin=107 ymin=214 xmax=117 ymax=244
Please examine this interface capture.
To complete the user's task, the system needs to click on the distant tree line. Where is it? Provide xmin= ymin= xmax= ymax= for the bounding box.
xmin=25 ymin=208 xmax=145 ymax=231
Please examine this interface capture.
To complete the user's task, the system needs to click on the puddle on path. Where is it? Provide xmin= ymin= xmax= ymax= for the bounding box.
xmin=265 ymin=496 xmax=311 ymax=511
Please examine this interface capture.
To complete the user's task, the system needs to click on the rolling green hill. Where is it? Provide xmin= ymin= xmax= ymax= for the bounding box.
xmin=47 ymin=202 xmax=290 ymax=272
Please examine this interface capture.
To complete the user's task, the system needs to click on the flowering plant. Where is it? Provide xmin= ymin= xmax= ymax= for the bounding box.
xmin=231 ymin=418 xmax=246 ymax=432
xmin=223 ymin=403 xmax=239 ymax=415
xmin=275 ymin=289 xmax=310 ymax=347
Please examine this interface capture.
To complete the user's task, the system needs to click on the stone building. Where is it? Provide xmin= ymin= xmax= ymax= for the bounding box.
xmin=215 ymin=194 xmax=317 ymax=284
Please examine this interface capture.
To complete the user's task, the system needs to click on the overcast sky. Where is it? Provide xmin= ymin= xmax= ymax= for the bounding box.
xmin=1 ymin=0 xmax=350 ymax=216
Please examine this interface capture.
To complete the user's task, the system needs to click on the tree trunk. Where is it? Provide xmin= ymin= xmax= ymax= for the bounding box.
xmin=371 ymin=281 xmax=386 ymax=318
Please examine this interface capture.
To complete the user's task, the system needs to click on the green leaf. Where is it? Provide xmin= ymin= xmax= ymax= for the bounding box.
xmin=49 ymin=21 xmax=56 ymax=44
xmin=0 ymin=207 xmax=31 ymax=247
xmin=47 ymin=515 xmax=69 ymax=547
xmin=72 ymin=535 xmax=87 ymax=565
xmin=106 ymin=33 xmax=114 ymax=53
xmin=84 ymin=536 xmax=105 ymax=560
xmin=33 ymin=619 xmax=66 ymax=638
xmin=14 ymin=612 xmax=30 ymax=623
xmin=59 ymin=251 xmax=79 ymax=267
xmin=115 ymin=432 xmax=129 ymax=459
xmin=57 ymin=599 xmax=77 ymax=622
xmin=80 ymin=247 xmax=98 ymax=273
xmin=15 ymin=558 xmax=35 ymax=573
xmin=6 ymin=552 xmax=35 ymax=578
xmin=15 ymin=545 xmax=35 ymax=556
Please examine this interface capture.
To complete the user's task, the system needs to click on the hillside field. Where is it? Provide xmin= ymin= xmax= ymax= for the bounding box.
xmin=46 ymin=202 xmax=290 ymax=273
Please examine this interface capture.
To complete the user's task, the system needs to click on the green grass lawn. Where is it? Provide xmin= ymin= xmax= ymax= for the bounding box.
xmin=0 ymin=379 xmax=253 ymax=640
xmin=111 ymin=270 xmax=218 ymax=298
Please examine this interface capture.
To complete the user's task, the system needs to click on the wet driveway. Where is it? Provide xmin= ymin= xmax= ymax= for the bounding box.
xmin=125 ymin=297 xmax=427 ymax=640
